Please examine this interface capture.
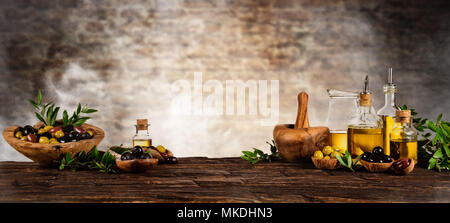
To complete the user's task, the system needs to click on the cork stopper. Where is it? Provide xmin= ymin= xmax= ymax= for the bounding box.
xmin=396 ymin=110 xmax=411 ymax=123
xmin=359 ymin=93 xmax=372 ymax=106
xmin=136 ymin=119 xmax=149 ymax=130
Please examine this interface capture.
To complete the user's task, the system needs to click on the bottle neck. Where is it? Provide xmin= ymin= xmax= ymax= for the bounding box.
xmin=135 ymin=126 xmax=149 ymax=134
xmin=384 ymin=92 xmax=396 ymax=107
xmin=395 ymin=120 xmax=411 ymax=128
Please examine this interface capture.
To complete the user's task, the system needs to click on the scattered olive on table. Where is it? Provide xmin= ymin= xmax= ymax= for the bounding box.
xmin=393 ymin=158 xmax=410 ymax=171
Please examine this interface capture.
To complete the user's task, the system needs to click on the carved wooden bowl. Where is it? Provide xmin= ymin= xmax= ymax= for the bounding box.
xmin=110 ymin=150 xmax=158 ymax=173
xmin=311 ymin=157 xmax=341 ymax=170
xmin=2 ymin=122 xmax=105 ymax=166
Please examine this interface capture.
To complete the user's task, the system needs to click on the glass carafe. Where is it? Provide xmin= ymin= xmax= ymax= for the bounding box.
xmin=326 ymin=89 xmax=359 ymax=152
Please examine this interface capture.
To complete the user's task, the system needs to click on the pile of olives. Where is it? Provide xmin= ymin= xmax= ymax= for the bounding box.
xmin=361 ymin=147 xmax=393 ymax=163
xmin=313 ymin=145 xmax=346 ymax=160
xmin=121 ymin=146 xmax=152 ymax=160
xmin=15 ymin=125 xmax=94 ymax=144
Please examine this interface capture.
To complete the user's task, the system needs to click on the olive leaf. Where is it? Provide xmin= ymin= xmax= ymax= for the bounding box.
xmin=62 ymin=104 xmax=97 ymax=127
xmin=241 ymin=140 xmax=281 ymax=164
xmin=29 ymin=90 xmax=59 ymax=126
xmin=54 ymin=146 xmax=117 ymax=173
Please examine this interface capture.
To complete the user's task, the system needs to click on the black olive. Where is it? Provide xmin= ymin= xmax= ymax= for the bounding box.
xmin=58 ymin=136 xmax=69 ymax=143
xmin=23 ymin=125 xmax=36 ymax=135
xmin=372 ymin=146 xmax=384 ymax=156
xmin=121 ymin=152 xmax=133 ymax=161
xmin=139 ymin=153 xmax=151 ymax=159
xmin=62 ymin=125 xmax=74 ymax=133
xmin=68 ymin=131 xmax=79 ymax=140
xmin=168 ymin=156 xmax=178 ymax=164
xmin=132 ymin=146 xmax=144 ymax=157
xmin=40 ymin=132 xmax=52 ymax=139
xmin=382 ymin=156 xmax=393 ymax=163
xmin=79 ymin=132 xmax=90 ymax=140
xmin=361 ymin=152 xmax=372 ymax=161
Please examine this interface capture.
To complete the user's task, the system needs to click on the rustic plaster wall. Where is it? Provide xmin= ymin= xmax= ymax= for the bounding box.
xmin=0 ymin=0 xmax=449 ymax=160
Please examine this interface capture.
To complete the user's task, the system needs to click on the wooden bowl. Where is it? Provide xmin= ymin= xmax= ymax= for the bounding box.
xmin=311 ymin=157 xmax=340 ymax=170
xmin=393 ymin=158 xmax=415 ymax=175
xmin=274 ymin=124 xmax=329 ymax=162
xmin=360 ymin=159 xmax=393 ymax=173
xmin=110 ymin=150 xmax=158 ymax=172
xmin=2 ymin=122 xmax=105 ymax=166
xmin=145 ymin=146 xmax=174 ymax=161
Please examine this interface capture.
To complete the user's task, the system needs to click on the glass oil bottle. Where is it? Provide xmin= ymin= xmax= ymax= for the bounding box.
xmin=390 ymin=110 xmax=418 ymax=163
xmin=377 ymin=68 xmax=397 ymax=156
xmin=133 ymin=119 xmax=152 ymax=147
xmin=326 ymin=89 xmax=359 ymax=152
xmin=347 ymin=76 xmax=383 ymax=157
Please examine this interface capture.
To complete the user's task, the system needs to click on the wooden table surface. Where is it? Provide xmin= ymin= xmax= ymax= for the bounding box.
xmin=0 ymin=157 xmax=449 ymax=203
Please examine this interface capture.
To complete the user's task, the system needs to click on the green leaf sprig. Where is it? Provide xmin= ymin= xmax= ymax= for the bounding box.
xmin=336 ymin=150 xmax=361 ymax=172
xmin=400 ymin=105 xmax=449 ymax=171
xmin=62 ymin=103 xmax=98 ymax=127
xmin=56 ymin=146 xmax=117 ymax=173
xmin=29 ymin=90 xmax=60 ymax=126
xmin=241 ymin=140 xmax=281 ymax=164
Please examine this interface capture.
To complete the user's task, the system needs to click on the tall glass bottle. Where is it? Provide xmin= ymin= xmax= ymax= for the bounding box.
xmin=133 ymin=119 xmax=152 ymax=147
xmin=390 ymin=110 xmax=418 ymax=163
xmin=348 ymin=75 xmax=383 ymax=157
xmin=377 ymin=68 xmax=397 ymax=155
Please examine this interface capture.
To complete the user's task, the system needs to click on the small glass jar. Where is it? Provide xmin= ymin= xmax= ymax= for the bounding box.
xmin=133 ymin=119 xmax=152 ymax=148
xmin=390 ymin=110 xmax=418 ymax=163
xmin=325 ymin=89 xmax=359 ymax=152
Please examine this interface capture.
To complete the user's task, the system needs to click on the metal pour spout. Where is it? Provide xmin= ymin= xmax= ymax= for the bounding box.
xmin=388 ymin=68 xmax=393 ymax=85
xmin=363 ymin=75 xmax=369 ymax=93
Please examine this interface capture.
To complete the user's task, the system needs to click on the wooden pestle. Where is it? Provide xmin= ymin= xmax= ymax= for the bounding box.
xmin=274 ymin=92 xmax=329 ymax=162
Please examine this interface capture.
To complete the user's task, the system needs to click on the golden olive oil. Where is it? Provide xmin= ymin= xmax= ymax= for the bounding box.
xmin=390 ymin=139 xmax=418 ymax=163
xmin=329 ymin=130 xmax=348 ymax=151
xmin=133 ymin=139 xmax=152 ymax=148
xmin=347 ymin=127 xmax=383 ymax=156
xmin=382 ymin=116 xmax=394 ymax=156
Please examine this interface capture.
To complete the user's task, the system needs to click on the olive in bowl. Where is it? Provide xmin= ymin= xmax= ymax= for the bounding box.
xmin=111 ymin=146 xmax=158 ymax=172
xmin=360 ymin=147 xmax=394 ymax=172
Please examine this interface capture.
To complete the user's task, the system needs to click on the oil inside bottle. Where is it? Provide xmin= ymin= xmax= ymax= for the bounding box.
xmin=381 ymin=116 xmax=395 ymax=156
xmin=133 ymin=139 xmax=152 ymax=147
xmin=329 ymin=130 xmax=348 ymax=151
xmin=390 ymin=139 xmax=418 ymax=164
xmin=347 ymin=127 xmax=383 ymax=156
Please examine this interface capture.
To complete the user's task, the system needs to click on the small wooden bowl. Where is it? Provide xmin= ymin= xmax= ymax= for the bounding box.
xmin=2 ymin=122 xmax=104 ymax=166
xmin=311 ymin=157 xmax=340 ymax=170
xmin=110 ymin=150 xmax=158 ymax=173
xmin=145 ymin=146 xmax=174 ymax=161
xmin=393 ymin=158 xmax=415 ymax=175
xmin=360 ymin=159 xmax=393 ymax=173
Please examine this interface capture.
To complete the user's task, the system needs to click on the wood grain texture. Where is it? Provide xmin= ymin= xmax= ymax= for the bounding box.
xmin=0 ymin=158 xmax=448 ymax=203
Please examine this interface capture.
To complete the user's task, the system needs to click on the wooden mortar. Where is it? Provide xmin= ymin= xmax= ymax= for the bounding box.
xmin=273 ymin=92 xmax=329 ymax=162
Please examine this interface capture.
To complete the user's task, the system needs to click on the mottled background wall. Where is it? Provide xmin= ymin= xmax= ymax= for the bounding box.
xmin=0 ymin=0 xmax=449 ymax=161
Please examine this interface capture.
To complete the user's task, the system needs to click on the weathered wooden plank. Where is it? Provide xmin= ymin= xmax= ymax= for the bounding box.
xmin=0 ymin=158 xmax=448 ymax=203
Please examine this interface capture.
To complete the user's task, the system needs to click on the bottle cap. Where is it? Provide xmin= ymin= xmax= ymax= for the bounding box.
xmin=396 ymin=110 xmax=411 ymax=123
xmin=136 ymin=119 xmax=149 ymax=130
xmin=359 ymin=93 xmax=372 ymax=106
